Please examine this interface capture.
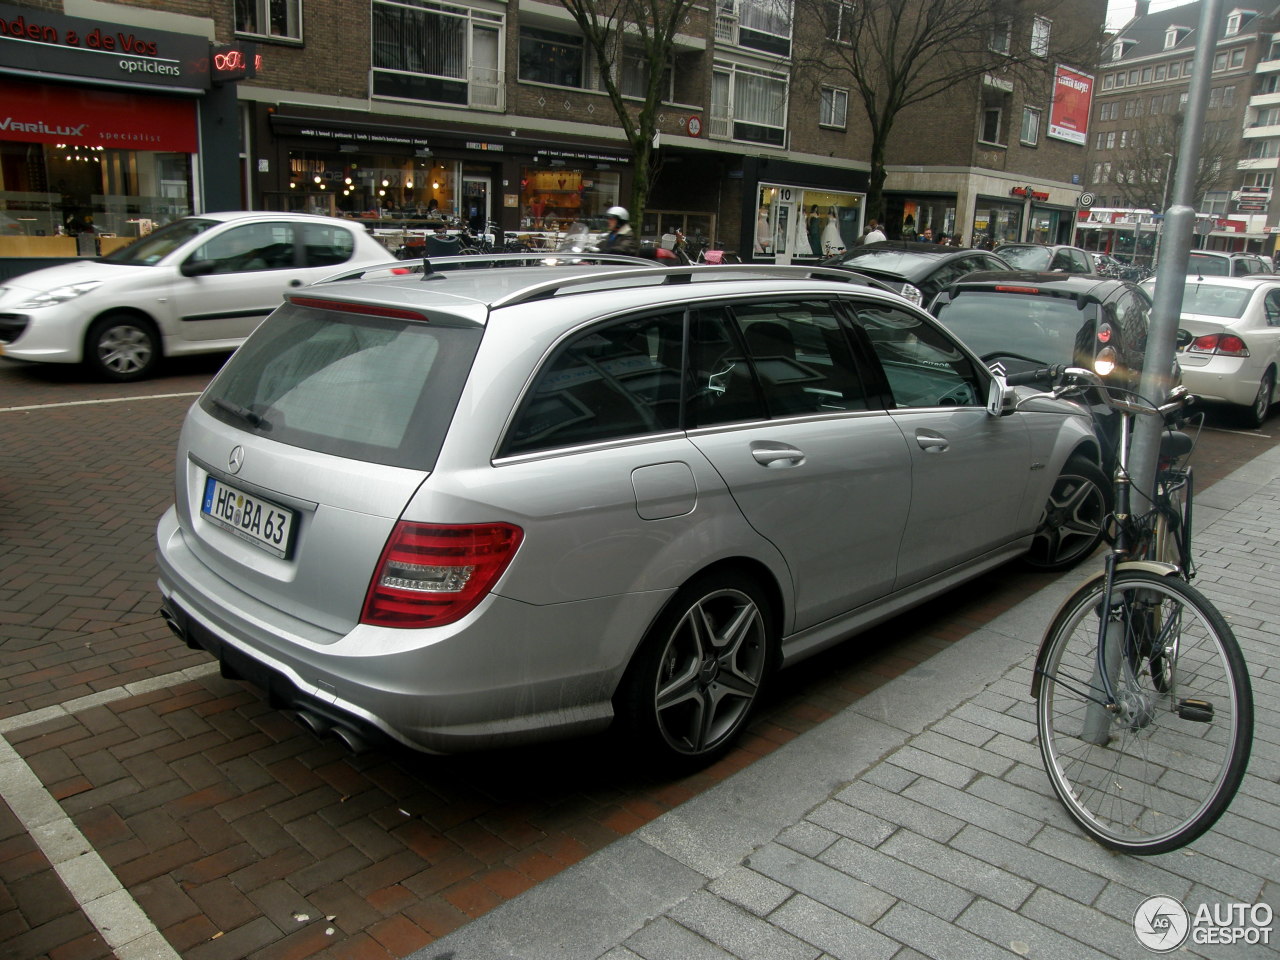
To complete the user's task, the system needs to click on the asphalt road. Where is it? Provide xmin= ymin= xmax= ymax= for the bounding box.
xmin=3 ymin=350 xmax=1279 ymax=960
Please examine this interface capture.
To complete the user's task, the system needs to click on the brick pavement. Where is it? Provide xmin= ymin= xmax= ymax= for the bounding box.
xmin=1 ymin=360 xmax=1275 ymax=960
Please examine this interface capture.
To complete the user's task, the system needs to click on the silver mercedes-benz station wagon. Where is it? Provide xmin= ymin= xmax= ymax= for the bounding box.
xmin=156 ymin=257 xmax=1104 ymax=765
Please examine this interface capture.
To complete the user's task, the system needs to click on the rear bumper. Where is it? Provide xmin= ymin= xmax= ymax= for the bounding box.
xmin=1177 ymin=356 xmax=1258 ymax=407
xmin=156 ymin=507 xmax=672 ymax=754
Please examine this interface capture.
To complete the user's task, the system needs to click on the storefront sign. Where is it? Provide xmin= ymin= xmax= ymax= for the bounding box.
xmin=1047 ymin=64 xmax=1094 ymax=146
xmin=270 ymin=115 xmax=430 ymax=148
xmin=465 ymin=141 xmax=504 ymax=151
xmin=0 ymin=2 xmax=213 ymax=90
xmin=1011 ymin=187 xmax=1051 ymax=201
xmin=0 ymin=77 xmax=197 ymax=151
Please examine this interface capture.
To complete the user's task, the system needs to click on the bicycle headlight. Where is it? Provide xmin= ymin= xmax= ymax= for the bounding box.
xmin=1094 ymin=346 xmax=1118 ymax=377
xmin=17 ymin=280 xmax=104 ymax=308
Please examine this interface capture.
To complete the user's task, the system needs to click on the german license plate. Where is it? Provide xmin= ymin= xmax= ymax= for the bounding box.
xmin=201 ymin=475 xmax=295 ymax=558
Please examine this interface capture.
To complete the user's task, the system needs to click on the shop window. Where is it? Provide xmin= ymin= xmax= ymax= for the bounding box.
xmin=235 ymin=0 xmax=302 ymax=42
xmin=1020 ymin=107 xmax=1041 ymax=146
xmin=820 ymin=87 xmax=848 ymax=128
xmin=519 ymin=166 xmax=621 ymax=230
xmin=717 ymin=0 xmax=793 ymax=58
xmin=519 ymin=27 xmax=584 ymax=88
xmin=710 ymin=62 xmax=788 ymax=147
xmin=372 ymin=2 xmax=504 ymax=109
xmin=1031 ymin=17 xmax=1051 ymax=58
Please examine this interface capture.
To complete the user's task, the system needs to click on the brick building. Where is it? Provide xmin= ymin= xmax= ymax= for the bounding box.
xmin=1 ymin=0 xmax=1104 ymax=260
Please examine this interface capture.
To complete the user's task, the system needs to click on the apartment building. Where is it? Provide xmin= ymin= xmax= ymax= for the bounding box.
xmin=1084 ymin=0 xmax=1280 ymax=261
xmin=1 ymin=0 xmax=1102 ymax=259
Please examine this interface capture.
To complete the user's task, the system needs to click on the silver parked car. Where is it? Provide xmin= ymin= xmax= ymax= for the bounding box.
xmin=1143 ymin=274 xmax=1280 ymax=427
xmin=157 ymin=258 xmax=1103 ymax=764
xmin=0 ymin=211 xmax=391 ymax=381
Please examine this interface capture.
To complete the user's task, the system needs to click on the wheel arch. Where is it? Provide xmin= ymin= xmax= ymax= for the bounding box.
xmin=83 ymin=307 xmax=163 ymax=360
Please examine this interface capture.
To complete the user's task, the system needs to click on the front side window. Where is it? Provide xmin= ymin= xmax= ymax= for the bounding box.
xmin=519 ymin=27 xmax=584 ymax=88
xmin=189 ymin=222 xmax=298 ymax=273
xmin=820 ymin=87 xmax=848 ymax=128
xmin=235 ymin=0 xmax=301 ymax=41
xmin=853 ymin=304 xmax=982 ymax=409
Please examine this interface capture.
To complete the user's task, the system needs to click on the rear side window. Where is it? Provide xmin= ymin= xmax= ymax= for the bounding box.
xmin=936 ymin=290 xmax=1099 ymax=370
xmin=504 ymin=311 xmax=686 ymax=455
xmin=202 ymin=303 xmax=480 ymax=469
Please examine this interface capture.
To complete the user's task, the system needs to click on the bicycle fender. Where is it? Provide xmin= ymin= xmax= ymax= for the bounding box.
xmin=1029 ymin=561 xmax=1181 ymax=700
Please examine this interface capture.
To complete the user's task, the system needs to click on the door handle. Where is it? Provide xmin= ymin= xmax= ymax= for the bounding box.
xmin=915 ymin=430 xmax=949 ymax=453
xmin=751 ymin=441 xmax=805 ymax=467
xmin=289 ymin=279 xmax=303 ymax=287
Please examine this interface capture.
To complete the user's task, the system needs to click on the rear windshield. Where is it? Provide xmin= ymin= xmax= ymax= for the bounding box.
xmin=102 ymin=218 xmax=218 ymax=265
xmin=1176 ymin=282 xmax=1252 ymax=318
xmin=994 ymin=246 xmax=1051 ymax=271
xmin=200 ymin=302 xmax=480 ymax=469
xmin=935 ymin=291 xmax=1098 ymax=366
xmin=1187 ymin=254 xmax=1229 ymax=276
xmin=832 ymin=248 xmax=939 ymax=274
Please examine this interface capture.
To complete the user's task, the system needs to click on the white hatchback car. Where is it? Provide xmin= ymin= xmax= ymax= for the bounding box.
xmin=1143 ymin=275 xmax=1280 ymax=427
xmin=0 ymin=211 xmax=390 ymax=381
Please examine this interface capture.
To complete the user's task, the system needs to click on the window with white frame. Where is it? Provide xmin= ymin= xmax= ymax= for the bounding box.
xmin=1227 ymin=12 xmax=1242 ymax=35
xmin=718 ymin=0 xmax=794 ymax=57
xmin=1169 ymin=61 xmax=1180 ymax=78
xmin=372 ymin=1 xmax=504 ymax=107
xmin=1255 ymin=106 xmax=1280 ymax=127
xmin=1247 ymin=138 xmax=1280 ymax=158
xmin=1214 ymin=52 xmax=1228 ymax=71
xmin=1020 ymin=107 xmax=1041 ymax=145
xmin=235 ymin=0 xmax=301 ymax=41
xmin=820 ymin=86 xmax=848 ymax=127
xmin=990 ymin=20 xmax=1011 ymax=55
xmin=710 ymin=61 xmax=789 ymax=147
xmin=518 ymin=26 xmax=584 ymax=88
xmin=1031 ymin=17 xmax=1051 ymax=57
xmin=1231 ymin=48 xmax=1246 ymax=67
xmin=1202 ymin=190 xmax=1229 ymax=215
xmin=1245 ymin=172 xmax=1274 ymax=189
xmin=823 ymin=0 xmax=855 ymax=44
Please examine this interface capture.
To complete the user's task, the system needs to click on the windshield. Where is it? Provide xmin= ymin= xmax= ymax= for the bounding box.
xmin=101 ymin=218 xmax=219 ymax=265
xmin=1160 ymin=282 xmax=1252 ymax=319
xmin=935 ymin=291 xmax=1097 ymax=365
xmin=995 ymin=246 xmax=1052 ymax=270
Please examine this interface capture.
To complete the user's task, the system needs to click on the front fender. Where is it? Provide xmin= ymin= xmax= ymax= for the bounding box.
xmin=1029 ymin=561 xmax=1182 ymax=700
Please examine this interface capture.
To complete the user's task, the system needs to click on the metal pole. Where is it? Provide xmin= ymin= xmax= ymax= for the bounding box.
xmin=1153 ymin=152 xmax=1174 ymax=268
xmin=1129 ymin=0 xmax=1221 ymax=514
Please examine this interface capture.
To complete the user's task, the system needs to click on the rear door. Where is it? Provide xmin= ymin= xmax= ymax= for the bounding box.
xmin=848 ymin=300 xmax=1032 ymax=588
xmin=684 ymin=297 xmax=913 ymax=630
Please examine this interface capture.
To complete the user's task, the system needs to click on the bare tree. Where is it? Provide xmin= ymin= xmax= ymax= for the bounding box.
xmin=793 ymin=0 xmax=1105 ymax=221
xmin=559 ymin=0 xmax=699 ymax=220
xmin=1096 ymin=110 xmax=1241 ymax=211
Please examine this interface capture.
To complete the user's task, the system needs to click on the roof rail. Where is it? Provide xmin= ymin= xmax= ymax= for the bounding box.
xmin=488 ymin=263 xmax=890 ymax=309
xmin=316 ymin=252 xmax=652 ymax=284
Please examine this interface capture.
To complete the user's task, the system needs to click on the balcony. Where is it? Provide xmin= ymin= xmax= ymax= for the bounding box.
xmin=1244 ymin=122 xmax=1280 ymax=138
xmin=1238 ymin=156 xmax=1280 ymax=170
xmin=1249 ymin=91 xmax=1280 ymax=108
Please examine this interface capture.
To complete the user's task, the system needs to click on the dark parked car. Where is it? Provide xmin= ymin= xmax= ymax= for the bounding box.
xmin=994 ymin=243 xmax=1096 ymax=274
xmin=821 ymin=241 xmax=1010 ymax=308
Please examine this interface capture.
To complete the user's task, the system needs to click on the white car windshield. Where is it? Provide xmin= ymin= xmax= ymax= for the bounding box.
xmin=101 ymin=218 xmax=219 ymax=265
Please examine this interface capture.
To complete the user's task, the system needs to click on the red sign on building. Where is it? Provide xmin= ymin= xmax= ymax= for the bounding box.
xmin=1048 ymin=64 xmax=1094 ymax=146
xmin=0 ymin=77 xmax=197 ymax=152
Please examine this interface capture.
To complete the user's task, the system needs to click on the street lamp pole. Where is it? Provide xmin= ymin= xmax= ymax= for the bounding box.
xmin=1020 ymin=185 xmax=1033 ymax=242
xmin=1153 ymin=152 xmax=1175 ymax=268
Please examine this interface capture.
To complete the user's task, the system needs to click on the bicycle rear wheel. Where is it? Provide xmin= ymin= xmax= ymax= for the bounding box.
xmin=1036 ymin=570 xmax=1253 ymax=854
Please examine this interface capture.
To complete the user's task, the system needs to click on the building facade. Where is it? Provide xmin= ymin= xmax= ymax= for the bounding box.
xmin=2 ymin=0 xmax=1104 ymax=261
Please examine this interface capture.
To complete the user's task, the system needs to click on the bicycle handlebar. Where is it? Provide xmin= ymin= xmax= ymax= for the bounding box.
xmin=1004 ymin=366 xmax=1193 ymax=422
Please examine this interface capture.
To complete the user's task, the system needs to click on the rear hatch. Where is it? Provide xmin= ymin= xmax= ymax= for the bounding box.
xmin=172 ymin=296 xmax=484 ymax=635
xmin=1167 ymin=282 xmax=1253 ymax=370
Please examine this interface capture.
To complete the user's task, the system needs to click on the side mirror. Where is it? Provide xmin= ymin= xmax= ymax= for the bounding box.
xmin=1175 ymin=328 xmax=1193 ymax=348
xmin=987 ymin=374 xmax=1010 ymax=417
xmin=180 ymin=258 xmax=217 ymax=277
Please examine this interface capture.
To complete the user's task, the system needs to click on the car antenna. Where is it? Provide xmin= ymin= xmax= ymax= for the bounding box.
xmin=419 ymin=256 xmax=446 ymax=281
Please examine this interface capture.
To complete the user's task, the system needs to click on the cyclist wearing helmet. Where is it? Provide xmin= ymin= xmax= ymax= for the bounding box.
xmin=599 ymin=206 xmax=640 ymax=256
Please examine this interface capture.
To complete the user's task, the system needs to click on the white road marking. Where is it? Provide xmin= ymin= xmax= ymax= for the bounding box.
xmin=0 ymin=392 xmax=201 ymax=413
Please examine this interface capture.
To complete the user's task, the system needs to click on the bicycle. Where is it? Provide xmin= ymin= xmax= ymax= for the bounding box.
xmin=1010 ymin=365 xmax=1254 ymax=854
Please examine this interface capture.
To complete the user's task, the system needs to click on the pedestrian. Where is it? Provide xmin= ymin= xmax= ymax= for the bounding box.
xmin=598 ymin=206 xmax=640 ymax=256
xmin=862 ymin=218 xmax=887 ymax=244
xmin=937 ymin=232 xmax=952 ymax=246
xmin=921 ymin=227 xmax=934 ymax=243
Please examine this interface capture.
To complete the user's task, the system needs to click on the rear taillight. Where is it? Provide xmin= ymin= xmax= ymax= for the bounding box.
xmin=1188 ymin=333 xmax=1250 ymax=357
xmin=361 ymin=522 xmax=523 ymax=628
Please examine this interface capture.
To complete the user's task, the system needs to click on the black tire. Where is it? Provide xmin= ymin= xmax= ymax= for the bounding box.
xmin=1241 ymin=368 xmax=1274 ymax=429
xmin=1036 ymin=571 xmax=1253 ymax=854
xmin=85 ymin=314 xmax=160 ymax=382
xmin=616 ymin=572 xmax=775 ymax=767
xmin=1023 ymin=455 xmax=1110 ymax=572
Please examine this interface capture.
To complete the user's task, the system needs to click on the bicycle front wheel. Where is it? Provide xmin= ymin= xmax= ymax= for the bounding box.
xmin=1036 ymin=571 xmax=1253 ymax=854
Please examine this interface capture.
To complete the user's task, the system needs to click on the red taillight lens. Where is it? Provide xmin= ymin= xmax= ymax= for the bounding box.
xmin=361 ymin=522 xmax=523 ymax=628
xmin=1096 ymin=322 xmax=1113 ymax=344
xmin=1188 ymin=333 xmax=1250 ymax=357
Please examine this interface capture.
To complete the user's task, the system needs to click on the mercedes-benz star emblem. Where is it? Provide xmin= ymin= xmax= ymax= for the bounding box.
xmin=228 ymin=445 xmax=245 ymax=475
